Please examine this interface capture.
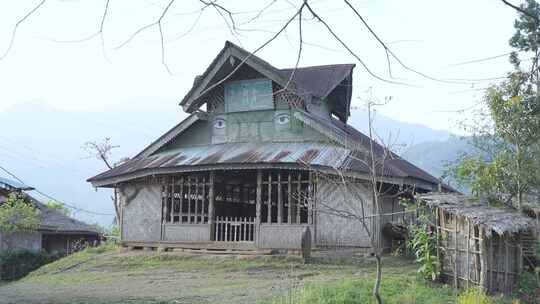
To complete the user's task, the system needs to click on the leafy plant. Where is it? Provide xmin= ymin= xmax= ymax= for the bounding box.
xmin=0 ymin=249 xmax=61 ymax=281
xmin=457 ymin=288 xmax=492 ymax=304
xmin=407 ymin=223 xmax=440 ymax=281
xmin=516 ymin=240 xmax=540 ymax=303
xmin=0 ymin=193 xmax=40 ymax=236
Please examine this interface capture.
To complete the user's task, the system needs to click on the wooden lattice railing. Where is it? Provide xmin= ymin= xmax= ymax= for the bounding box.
xmin=214 ymin=216 xmax=255 ymax=242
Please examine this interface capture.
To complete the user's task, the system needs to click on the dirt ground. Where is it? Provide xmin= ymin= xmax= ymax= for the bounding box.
xmin=0 ymin=249 xmax=401 ymax=304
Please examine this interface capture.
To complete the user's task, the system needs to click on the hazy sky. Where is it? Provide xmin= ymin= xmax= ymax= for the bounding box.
xmin=0 ymin=0 xmax=517 ymax=132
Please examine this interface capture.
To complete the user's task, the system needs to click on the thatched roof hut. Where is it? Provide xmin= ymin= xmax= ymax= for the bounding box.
xmin=418 ymin=193 xmax=538 ymax=295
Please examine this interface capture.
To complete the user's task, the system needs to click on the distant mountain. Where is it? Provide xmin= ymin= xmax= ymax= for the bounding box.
xmin=347 ymin=109 xmax=452 ymax=146
xmin=0 ymin=101 xmax=463 ymax=225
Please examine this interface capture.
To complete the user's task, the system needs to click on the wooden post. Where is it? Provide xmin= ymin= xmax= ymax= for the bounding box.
xmin=479 ymin=228 xmax=486 ymax=289
xmin=209 ymin=171 xmax=215 ymax=240
xmin=517 ymin=234 xmax=523 ymax=275
xmin=287 ymin=172 xmax=292 ymax=224
xmin=202 ymin=176 xmax=206 ymax=222
xmin=454 ymin=215 xmax=458 ymax=288
xmin=489 ymin=234 xmax=494 ymax=292
xmin=504 ymin=236 xmax=509 ymax=294
xmin=268 ymin=173 xmax=272 ymax=224
xmin=256 ymin=170 xmax=262 ymax=242
xmin=436 ymin=208 xmax=440 ymax=262
xmin=277 ymin=172 xmax=282 ymax=224
xmin=187 ymin=177 xmax=192 ymax=224
xmin=179 ymin=177 xmax=184 ymax=223
xmin=170 ymin=176 xmax=175 ymax=223
xmin=466 ymin=218 xmax=470 ymax=288
xmin=296 ymin=173 xmax=301 ymax=224
xmin=307 ymin=172 xmax=313 ymax=225
xmin=194 ymin=176 xmax=199 ymax=223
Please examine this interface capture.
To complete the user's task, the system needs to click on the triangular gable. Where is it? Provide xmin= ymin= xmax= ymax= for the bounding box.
xmin=134 ymin=113 xmax=201 ymax=159
xmin=180 ymin=41 xmax=308 ymax=113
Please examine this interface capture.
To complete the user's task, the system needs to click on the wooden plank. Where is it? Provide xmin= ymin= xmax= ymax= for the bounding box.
xmin=179 ymin=177 xmax=184 ymax=223
xmin=287 ymin=172 xmax=292 ymax=224
xmin=169 ymin=176 xmax=175 ymax=223
xmin=307 ymin=171 xmax=313 ymax=225
xmin=466 ymin=218 xmax=470 ymax=288
xmin=225 ymin=216 xmax=229 ymax=242
xmin=268 ymin=173 xmax=272 ymax=224
xmin=208 ymin=172 xmax=215 ymax=238
xmin=454 ymin=215 xmax=458 ymax=288
xmin=277 ymin=172 xmax=282 ymax=225
xmin=195 ymin=176 xmax=199 ymax=224
xmin=297 ymin=173 xmax=301 ymax=224
xmin=187 ymin=177 xmax=192 ymax=224
xmin=504 ymin=236 xmax=509 ymax=294
xmin=255 ymin=169 xmax=262 ymax=239
xmin=202 ymin=176 xmax=206 ymax=223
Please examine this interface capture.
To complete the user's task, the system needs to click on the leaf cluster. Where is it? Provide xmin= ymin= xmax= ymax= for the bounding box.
xmin=0 ymin=193 xmax=40 ymax=236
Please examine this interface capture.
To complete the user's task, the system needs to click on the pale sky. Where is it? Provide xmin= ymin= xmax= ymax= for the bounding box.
xmin=0 ymin=0 xmax=517 ymax=133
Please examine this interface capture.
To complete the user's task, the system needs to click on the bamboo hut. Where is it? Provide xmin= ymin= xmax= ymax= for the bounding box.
xmin=419 ymin=193 xmax=538 ymax=295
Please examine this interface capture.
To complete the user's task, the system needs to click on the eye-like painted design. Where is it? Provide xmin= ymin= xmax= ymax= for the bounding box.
xmin=276 ymin=114 xmax=290 ymax=125
xmin=214 ymin=119 xmax=226 ymax=129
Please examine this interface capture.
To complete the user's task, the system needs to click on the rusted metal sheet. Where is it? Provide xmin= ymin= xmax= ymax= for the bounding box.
xmin=89 ymin=143 xmax=350 ymax=182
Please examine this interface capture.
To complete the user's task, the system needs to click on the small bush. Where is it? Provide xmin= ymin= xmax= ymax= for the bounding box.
xmin=457 ymin=288 xmax=492 ymax=304
xmin=0 ymin=249 xmax=61 ymax=281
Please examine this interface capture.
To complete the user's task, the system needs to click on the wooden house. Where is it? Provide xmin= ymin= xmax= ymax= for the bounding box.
xmin=0 ymin=177 xmax=101 ymax=254
xmin=420 ymin=193 xmax=538 ymax=295
xmin=88 ymin=41 xmax=448 ymax=254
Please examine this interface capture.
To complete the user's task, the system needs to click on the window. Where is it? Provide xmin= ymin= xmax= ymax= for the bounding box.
xmin=224 ymin=79 xmax=273 ymax=112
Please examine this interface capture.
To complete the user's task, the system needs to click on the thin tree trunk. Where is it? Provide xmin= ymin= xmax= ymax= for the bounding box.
xmin=374 ymin=253 xmax=383 ymax=304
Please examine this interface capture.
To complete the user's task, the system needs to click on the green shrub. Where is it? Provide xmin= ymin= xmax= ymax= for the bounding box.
xmin=407 ymin=223 xmax=440 ymax=281
xmin=271 ymin=276 xmax=457 ymax=304
xmin=457 ymin=288 xmax=492 ymax=304
xmin=0 ymin=249 xmax=61 ymax=281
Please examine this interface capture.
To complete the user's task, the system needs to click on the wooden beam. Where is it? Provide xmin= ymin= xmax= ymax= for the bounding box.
xmin=296 ymin=173 xmax=301 ymax=224
xmin=170 ymin=176 xmax=175 ymax=223
xmin=195 ymin=176 xmax=199 ymax=223
xmin=179 ymin=177 xmax=184 ymax=223
xmin=454 ymin=215 xmax=458 ymax=288
xmin=209 ymin=172 xmax=215 ymax=240
xmin=187 ymin=177 xmax=192 ymax=224
xmin=256 ymin=170 xmax=262 ymax=241
xmin=287 ymin=172 xmax=292 ymax=224
xmin=268 ymin=173 xmax=272 ymax=224
xmin=277 ymin=172 xmax=282 ymax=224
xmin=466 ymin=218 xmax=470 ymax=289
xmin=307 ymin=172 xmax=313 ymax=225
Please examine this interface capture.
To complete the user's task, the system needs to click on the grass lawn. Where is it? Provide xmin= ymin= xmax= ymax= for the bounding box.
xmin=0 ymin=245 xmax=513 ymax=304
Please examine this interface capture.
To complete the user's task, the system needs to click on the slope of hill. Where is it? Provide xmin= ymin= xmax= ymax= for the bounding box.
xmin=0 ymin=246 xmax=477 ymax=304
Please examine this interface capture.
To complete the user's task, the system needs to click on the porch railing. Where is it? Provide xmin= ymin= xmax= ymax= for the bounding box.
xmin=214 ymin=216 xmax=255 ymax=242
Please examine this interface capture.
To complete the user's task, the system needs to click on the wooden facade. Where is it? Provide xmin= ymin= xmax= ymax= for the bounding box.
xmin=90 ymin=41 xmax=446 ymax=254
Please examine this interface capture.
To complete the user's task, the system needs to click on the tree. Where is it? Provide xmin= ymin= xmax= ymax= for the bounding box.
xmin=0 ymin=193 xmax=40 ymax=236
xmin=452 ymin=0 xmax=540 ymax=209
xmin=83 ymin=138 xmax=128 ymax=222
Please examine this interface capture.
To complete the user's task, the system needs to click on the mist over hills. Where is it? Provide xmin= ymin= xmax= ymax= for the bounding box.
xmin=0 ymin=101 xmax=467 ymax=226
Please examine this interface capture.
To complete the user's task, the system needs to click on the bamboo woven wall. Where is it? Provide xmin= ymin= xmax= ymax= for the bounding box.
xmin=436 ymin=208 xmax=527 ymax=295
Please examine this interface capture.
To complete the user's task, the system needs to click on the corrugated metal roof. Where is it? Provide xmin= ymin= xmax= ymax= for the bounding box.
xmin=0 ymin=177 xmax=33 ymax=191
xmin=89 ymin=142 xmax=351 ymax=182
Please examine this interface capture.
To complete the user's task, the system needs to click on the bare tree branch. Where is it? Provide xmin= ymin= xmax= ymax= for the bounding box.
xmin=501 ymin=0 xmax=540 ymax=23
xmin=0 ymin=0 xmax=46 ymax=61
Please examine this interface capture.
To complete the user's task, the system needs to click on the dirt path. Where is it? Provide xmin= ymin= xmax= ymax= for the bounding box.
xmin=0 ymin=250 xmax=385 ymax=304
